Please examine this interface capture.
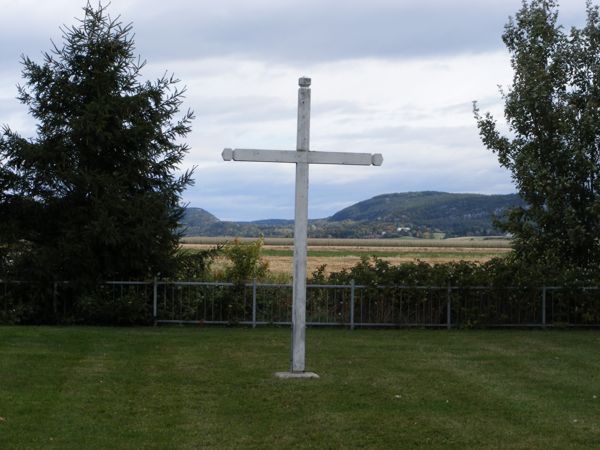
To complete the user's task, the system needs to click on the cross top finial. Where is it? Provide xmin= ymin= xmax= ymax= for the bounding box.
xmin=299 ymin=77 xmax=311 ymax=87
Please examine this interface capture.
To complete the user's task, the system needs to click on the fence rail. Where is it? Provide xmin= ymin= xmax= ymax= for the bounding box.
xmin=3 ymin=279 xmax=600 ymax=328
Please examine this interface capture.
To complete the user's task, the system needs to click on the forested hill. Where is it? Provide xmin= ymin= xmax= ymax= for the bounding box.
xmin=331 ymin=191 xmax=524 ymax=222
xmin=181 ymin=191 xmax=524 ymax=238
xmin=181 ymin=208 xmax=219 ymax=228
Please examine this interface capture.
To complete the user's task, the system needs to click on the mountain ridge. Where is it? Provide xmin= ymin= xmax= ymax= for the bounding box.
xmin=181 ymin=191 xmax=524 ymax=238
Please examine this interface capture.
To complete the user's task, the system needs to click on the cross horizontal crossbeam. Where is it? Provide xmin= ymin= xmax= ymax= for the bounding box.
xmin=222 ymin=148 xmax=383 ymax=166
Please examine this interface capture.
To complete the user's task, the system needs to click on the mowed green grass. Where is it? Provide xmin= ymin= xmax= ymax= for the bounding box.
xmin=1 ymin=327 xmax=599 ymax=449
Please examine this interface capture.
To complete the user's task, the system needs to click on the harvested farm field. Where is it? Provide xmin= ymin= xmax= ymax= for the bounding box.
xmin=181 ymin=237 xmax=512 ymax=276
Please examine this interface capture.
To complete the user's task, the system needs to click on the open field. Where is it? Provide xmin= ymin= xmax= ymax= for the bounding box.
xmin=182 ymin=236 xmax=513 ymax=248
xmin=182 ymin=237 xmax=512 ymax=275
xmin=1 ymin=327 xmax=599 ymax=449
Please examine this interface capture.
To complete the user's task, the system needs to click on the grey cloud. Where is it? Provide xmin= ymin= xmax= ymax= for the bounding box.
xmin=2 ymin=1 xmax=587 ymax=68
xmin=325 ymin=125 xmax=481 ymax=149
xmin=133 ymin=2 xmax=521 ymax=63
xmin=186 ymin=173 xmax=295 ymax=220
xmin=312 ymin=100 xmax=375 ymax=118
xmin=193 ymin=95 xmax=295 ymax=124
xmin=439 ymin=101 xmax=478 ymax=115
xmin=473 ymin=96 xmax=506 ymax=112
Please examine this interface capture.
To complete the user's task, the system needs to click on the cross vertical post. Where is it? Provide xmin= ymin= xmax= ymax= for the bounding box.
xmin=291 ymin=77 xmax=311 ymax=372
xmin=221 ymin=77 xmax=383 ymax=378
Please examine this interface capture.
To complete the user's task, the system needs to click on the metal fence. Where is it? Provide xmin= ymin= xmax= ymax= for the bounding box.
xmin=2 ymin=279 xmax=600 ymax=327
xmin=148 ymin=281 xmax=600 ymax=327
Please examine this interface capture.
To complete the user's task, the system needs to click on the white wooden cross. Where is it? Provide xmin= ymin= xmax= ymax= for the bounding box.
xmin=222 ymin=77 xmax=383 ymax=377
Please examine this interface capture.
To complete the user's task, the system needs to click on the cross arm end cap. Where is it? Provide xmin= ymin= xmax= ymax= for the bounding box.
xmin=372 ymin=154 xmax=383 ymax=166
xmin=222 ymin=148 xmax=233 ymax=161
xmin=299 ymin=77 xmax=311 ymax=87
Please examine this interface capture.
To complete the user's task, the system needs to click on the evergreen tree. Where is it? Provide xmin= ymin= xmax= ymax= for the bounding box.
xmin=475 ymin=0 xmax=600 ymax=280
xmin=0 ymin=3 xmax=194 ymax=283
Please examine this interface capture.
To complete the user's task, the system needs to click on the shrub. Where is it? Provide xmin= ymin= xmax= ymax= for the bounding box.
xmin=222 ymin=238 xmax=269 ymax=283
xmin=175 ymin=245 xmax=222 ymax=280
xmin=75 ymin=289 xmax=151 ymax=326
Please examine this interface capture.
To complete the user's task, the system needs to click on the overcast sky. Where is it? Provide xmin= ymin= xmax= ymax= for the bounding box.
xmin=0 ymin=0 xmax=591 ymax=220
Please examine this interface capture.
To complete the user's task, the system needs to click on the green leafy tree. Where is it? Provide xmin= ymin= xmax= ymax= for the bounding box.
xmin=0 ymin=2 xmax=194 ymax=283
xmin=475 ymin=0 xmax=600 ymax=281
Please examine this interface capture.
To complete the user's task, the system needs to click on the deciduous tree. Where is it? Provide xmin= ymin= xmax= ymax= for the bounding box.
xmin=475 ymin=0 xmax=600 ymax=280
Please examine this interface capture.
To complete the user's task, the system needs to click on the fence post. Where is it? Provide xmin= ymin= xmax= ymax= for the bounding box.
xmin=252 ymin=279 xmax=257 ymax=329
xmin=153 ymin=277 xmax=158 ymax=325
xmin=542 ymin=286 xmax=547 ymax=327
xmin=446 ymin=283 xmax=452 ymax=330
xmin=350 ymin=279 xmax=355 ymax=330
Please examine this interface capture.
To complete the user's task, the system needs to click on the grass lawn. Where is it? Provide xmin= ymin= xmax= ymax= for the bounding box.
xmin=1 ymin=327 xmax=599 ymax=449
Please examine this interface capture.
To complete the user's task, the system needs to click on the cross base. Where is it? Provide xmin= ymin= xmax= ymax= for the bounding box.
xmin=274 ymin=371 xmax=320 ymax=379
